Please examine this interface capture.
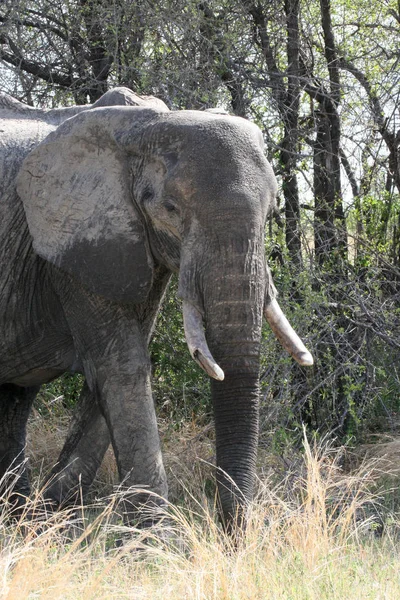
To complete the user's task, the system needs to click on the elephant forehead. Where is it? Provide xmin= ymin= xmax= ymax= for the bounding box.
xmin=150 ymin=111 xmax=263 ymax=156
xmin=155 ymin=116 xmax=269 ymax=189
xmin=177 ymin=143 xmax=271 ymax=200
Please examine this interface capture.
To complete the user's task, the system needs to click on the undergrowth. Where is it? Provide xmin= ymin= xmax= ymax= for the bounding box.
xmin=1 ymin=427 xmax=400 ymax=599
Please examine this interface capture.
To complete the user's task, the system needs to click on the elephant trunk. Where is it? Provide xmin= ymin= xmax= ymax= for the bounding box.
xmin=179 ymin=224 xmax=313 ymax=529
xmin=210 ymin=353 xmax=261 ymax=530
xmin=197 ymin=237 xmax=265 ymax=529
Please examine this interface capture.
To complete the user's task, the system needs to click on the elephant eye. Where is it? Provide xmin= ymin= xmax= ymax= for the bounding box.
xmin=164 ymin=200 xmax=178 ymax=214
xmin=141 ymin=188 xmax=154 ymax=203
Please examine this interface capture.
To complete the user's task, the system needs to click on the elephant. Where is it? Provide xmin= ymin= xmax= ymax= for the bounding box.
xmin=0 ymin=86 xmax=313 ymax=531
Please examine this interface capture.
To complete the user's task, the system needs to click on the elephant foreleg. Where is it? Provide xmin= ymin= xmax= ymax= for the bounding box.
xmin=44 ymin=381 xmax=110 ymax=507
xmin=0 ymin=383 xmax=38 ymax=511
xmin=95 ymin=354 xmax=168 ymax=526
xmin=56 ymin=275 xmax=169 ymax=526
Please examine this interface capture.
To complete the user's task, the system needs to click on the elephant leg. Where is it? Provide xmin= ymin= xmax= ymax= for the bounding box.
xmin=57 ymin=276 xmax=168 ymax=526
xmin=46 ymin=267 xmax=171 ymax=512
xmin=44 ymin=381 xmax=110 ymax=507
xmin=95 ymin=353 xmax=168 ymax=526
xmin=0 ymin=383 xmax=38 ymax=511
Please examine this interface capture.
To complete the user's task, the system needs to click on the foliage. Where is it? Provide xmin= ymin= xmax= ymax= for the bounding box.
xmin=37 ymin=374 xmax=84 ymax=414
xmin=259 ymin=248 xmax=400 ymax=443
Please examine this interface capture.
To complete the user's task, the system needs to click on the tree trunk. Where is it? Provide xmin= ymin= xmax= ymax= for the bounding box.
xmin=282 ymin=0 xmax=302 ymax=267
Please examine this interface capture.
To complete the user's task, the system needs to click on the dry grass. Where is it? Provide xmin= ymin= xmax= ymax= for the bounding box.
xmin=1 ymin=413 xmax=400 ymax=598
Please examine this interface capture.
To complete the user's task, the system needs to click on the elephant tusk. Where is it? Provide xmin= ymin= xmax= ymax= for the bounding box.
xmin=264 ymin=299 xmax=314 ymax=366
xmin=182 ymin=301 xmax=225 ymax=381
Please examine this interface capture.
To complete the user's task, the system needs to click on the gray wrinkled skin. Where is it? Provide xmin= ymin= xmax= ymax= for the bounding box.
xmin=0 ymin=87 xmax=278 ymax=528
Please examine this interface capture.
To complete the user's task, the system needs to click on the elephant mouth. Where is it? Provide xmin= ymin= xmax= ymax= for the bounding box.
xmin=182 ymin=296 xmax=313 ymax=382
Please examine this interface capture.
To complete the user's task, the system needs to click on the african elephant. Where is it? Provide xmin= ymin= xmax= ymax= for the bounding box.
xmin=0 ymin=87 xmax=312 ymax=530
xmin=0 ymin=87 xmax=169 ymax=512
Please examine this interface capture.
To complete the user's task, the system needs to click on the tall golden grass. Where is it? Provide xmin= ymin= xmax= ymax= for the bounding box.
xmin=1 ymin=429 xmax=400 ymax=599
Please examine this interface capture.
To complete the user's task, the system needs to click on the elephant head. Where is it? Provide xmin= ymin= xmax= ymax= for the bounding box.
xmin=16 ymin=106 xmax=312 ymax=528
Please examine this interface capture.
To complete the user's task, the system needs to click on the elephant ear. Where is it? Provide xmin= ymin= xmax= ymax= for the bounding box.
xmin=17 ymin=107 xmax=157 ymax=304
